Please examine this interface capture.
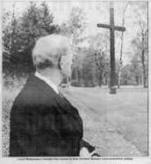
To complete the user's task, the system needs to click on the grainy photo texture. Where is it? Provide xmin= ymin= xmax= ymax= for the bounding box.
xmin=2 ymin=0 xmax=148 ymax=157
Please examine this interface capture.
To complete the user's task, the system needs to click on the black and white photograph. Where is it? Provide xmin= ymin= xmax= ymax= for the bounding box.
xmin=1 ymin=0 xmax=149 ymax=159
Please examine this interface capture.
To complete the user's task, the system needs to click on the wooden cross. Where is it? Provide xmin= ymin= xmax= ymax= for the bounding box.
xmin=97 ymin=2 xmax=126 ymax=94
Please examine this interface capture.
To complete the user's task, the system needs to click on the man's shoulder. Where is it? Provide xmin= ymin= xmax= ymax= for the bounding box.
xmin=14 ymin=75 xmax=57 ymax=106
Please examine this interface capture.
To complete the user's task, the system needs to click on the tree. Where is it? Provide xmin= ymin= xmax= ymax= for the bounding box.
xmin=120 ymin=64 xmax=131 ymax=85
xmin=60 ymin=6 xmax=87 ymax=83
xmin=130 ymin=55 xmax=142 ymax=85
xmin=88 ymin=32 xmax=110 ymax=87
xmin=117 ymin=3 xmax=128 ymax=88
xmin=131 ymin=3 xmax=148 ymax=88
xmin=2 ymin=2 xmax=59 ymax=76
xmin=2 ymin=4 xmax=16 ymax=75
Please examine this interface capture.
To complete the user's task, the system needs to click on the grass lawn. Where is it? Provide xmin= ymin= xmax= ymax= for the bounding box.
xmin=63 ymin=87 xmax=148 ymax=156
xmin=2 ymin=83 xmax=148 ymax=156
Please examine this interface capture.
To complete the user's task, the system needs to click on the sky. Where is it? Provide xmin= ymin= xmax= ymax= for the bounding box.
xmin=2 ymin=0 xmax=148 ymax=65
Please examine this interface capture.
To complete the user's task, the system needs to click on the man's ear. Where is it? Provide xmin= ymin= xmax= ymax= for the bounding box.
xmin=58 ymin=62 xmax=61 ymax=70
xmin=58 ymin=55 xmax=62 ymax=70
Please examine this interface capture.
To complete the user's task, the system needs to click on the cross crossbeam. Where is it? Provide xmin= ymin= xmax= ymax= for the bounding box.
xmin=97 ymin=24 xmax=126 ymax=32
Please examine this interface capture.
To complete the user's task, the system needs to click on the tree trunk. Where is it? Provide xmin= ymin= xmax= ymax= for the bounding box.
xmin=142 ymin=49 xmax=147 ymax=88
xmin=67 ymin=76 xmax=71 ymax=87
xmin=73 ymin=68 xmax=79 ymax=82
xmin=98 ymin=73 xmax=102 ymax=87
xmin=135 ymin=76 xmax=139 ymax=85
xmin=118 ymin=64 xmax=122 ymax=88
xmin=117 ymin=4 xmax=128 ymax=88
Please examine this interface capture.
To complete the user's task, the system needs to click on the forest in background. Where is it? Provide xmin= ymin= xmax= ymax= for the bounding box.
xmin=2 ymin=1 xmax=148 ymax=88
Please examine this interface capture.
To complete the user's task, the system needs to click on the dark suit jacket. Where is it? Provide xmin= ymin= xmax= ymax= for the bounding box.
xmin=9 ymin=75 xmax=83 ymax=156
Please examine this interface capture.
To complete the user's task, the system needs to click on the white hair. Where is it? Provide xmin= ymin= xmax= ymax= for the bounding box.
xmin=32 ymin=34 xmax=71 ymax=70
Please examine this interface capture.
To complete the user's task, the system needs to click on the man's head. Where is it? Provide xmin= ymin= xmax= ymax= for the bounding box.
xmin=32 ymin=34 xmax=73 ymax=78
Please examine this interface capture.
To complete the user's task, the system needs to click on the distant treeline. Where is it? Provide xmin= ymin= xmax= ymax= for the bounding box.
xmin=2 ymin=2 xmax=148 ymax=87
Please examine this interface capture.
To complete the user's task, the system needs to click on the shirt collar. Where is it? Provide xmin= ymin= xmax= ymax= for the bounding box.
xmin=35 ymin=72 xmax=59 ymax=94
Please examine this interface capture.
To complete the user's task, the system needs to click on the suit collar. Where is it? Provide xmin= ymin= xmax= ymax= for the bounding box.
xmin=35 ymin=72 xmax=59 ymax=94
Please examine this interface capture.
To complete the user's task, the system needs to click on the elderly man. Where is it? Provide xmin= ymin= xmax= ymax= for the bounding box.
xmin=9 ymin=34 xmax=96 ymax=157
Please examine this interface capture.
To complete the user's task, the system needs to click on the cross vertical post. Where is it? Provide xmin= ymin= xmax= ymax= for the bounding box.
xmin=109 ymin=2 xmax=116 ymax=94
xmin=97 ymin=2 xmax=126 ymax=94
